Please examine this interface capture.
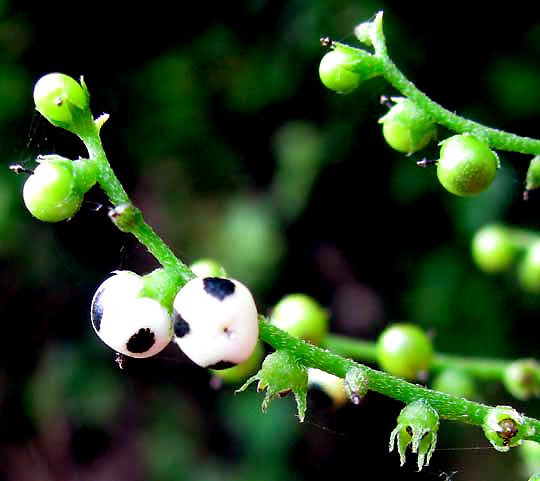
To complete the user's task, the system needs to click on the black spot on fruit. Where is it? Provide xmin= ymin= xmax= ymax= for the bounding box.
xmin=91 ymin=288 xmax=105 ymax=331
xmin=207 ymin=360 xmax=236 ymax=370
xmin=126 ymin=328 xmax=155 ymax=353
xmin=203 ymin=277 xmax=235 ymax=301
xmin=173 ymin=311 xmax=191 ymax=337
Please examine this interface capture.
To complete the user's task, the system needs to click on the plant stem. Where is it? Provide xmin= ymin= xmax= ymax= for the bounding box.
xmin=323 ymin=334 xmax=508 ymax=381
xmin=78 ymin=116 xmax=194 ymax=282
xmin=369 ymin=11 xmax=540 ymax=155
xmin=259 ymin=320 xmax=540 ymax=442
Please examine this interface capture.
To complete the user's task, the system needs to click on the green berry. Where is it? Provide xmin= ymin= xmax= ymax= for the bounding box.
xmin=23 ymin=158 xmax=83 ymax=222
xmin=482 ymin=405 xmax=527 ymax=452
xmin=270 ymin=293 xmax=329 ymax=345
xmin=389 ymin=400 xmax=439 ymax=471
xmin=471 ymin=224 xmax=518 ymax=273
xmin=211 ymin=342 xmax=264 ymax=384
xmin=319 ymin=44 xmax=382 ymax=95
xmin=379 ymin=97 xmax=437 ymax=153
xmin=503 ymin=359 xmax=540 ymax=400
xmin=190 ymin=258 xmax=227 ymax=278
xmin=431 ymin=368 xmax=478 ymax=400
xmin=33 ymin=73 xmax=89 ymax=131
xmin=518 ymin=241 xmax=540 ymax=293
xmin=376 ymin=324 xmax=433 ymax=380
xmin=319 ymin=49 xmax=362 ymax=94
xmin=436 ymin=134 xmax=498 ymax=196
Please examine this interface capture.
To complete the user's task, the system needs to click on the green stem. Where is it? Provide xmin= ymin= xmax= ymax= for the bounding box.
xmin=259 ymin=320 xmax=540 ymax=442
xmin=77 ymin=115 xmax=194 ymax=282
xmin=369 ymin=11 xmax=540 ymax=155
xmin=323 ymin=334 xmax=508 ymax=381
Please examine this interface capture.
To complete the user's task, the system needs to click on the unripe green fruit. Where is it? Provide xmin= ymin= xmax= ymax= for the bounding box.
xmin=436 ymin=134 xmax=498 ymax=196
xmin=518 ymin=241 xmax=540 ymax=293
xmin=471 ymin=224 xmax=518 ymax=273
xmin=270 ymin=293 xmax=329 ymax=345
xmin=431 ymin=368 xmax=478 ymax=400
xmin=503 ymin=359 xmax=540 ymax=400
xmin=211 ymin=342 xmax=264 ymax=384
xmin=319 ymin=49 xmax=362 ymax=94
xmin=376 ymin=324 xmax=433 ymax=380
xmin=33 ymin=73 xmax=88 ymax=129
xmin=190 ymin=258 xmax=227 ymax=278
xmin=379 ymin=97 xmax=436 ymax=153
xmin=23 ymin=160 xmax=82 ymax=222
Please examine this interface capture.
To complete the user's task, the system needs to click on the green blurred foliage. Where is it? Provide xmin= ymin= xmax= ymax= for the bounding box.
xmin=2 ymin=1 xmax=540 ymax=481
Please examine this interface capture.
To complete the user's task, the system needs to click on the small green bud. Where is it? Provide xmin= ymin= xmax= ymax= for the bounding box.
xmin=471 ymin=224 xmax=518 ymax=273
xmin=376 ymin=324 xmax=433 ymax=380
xmin=270 ymin=293 xmax=329 ymax=345
xmin=520 ymin=440 xmax=540 ymax=476
xmin=436 ymin=134 xmax=498 ymax=197
xmin=518 ymin=241 xmax=540 ymax=293
xmin=529 ymin=474 xmax=540 ymax=481
xmin=379 ymin=97 xmax=437 ymax=153
xmin=237 ymin=350 xmax=308 ymax=421
xmin=108 ymin=204 xmax=143 ymax=233
xmin=503 ymin=359 xmax=540 ymax=401
xmin=23 ymin=156 xmax=83 ymax=222
xmin=33 ymin=73 xmax=89 ymax=131
xmin=482 ymin=405 xmax=528 ymax=452
xmin=190 ymin=258 xmax=228 ymax=278
xmin=319 ymin=45 xmax=382 ymax=94
xmin=389 ymin=400 xmax=439 ymax=471
xmin=344 ymin=366 xmax=369 ymax=404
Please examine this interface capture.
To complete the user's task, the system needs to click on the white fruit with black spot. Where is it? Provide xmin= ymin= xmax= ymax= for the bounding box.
xmin=173 ymin=277 xmax=259 ymax=369
xmin=91 ymin=271 xmax=173 ymax=358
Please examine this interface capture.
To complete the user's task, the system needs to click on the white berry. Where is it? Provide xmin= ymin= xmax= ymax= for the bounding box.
xmin=91 ymin=271 xmax=173 ymax=358
xmin=172 ymin=277 xmax=259 ymax=369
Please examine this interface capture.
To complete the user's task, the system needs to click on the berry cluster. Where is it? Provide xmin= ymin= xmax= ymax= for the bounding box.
xmin=472 ymin=224 xmax=540 ymax=293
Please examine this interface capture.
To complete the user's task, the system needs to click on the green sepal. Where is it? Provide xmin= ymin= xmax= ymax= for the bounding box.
xmin=482 ymin=405 xmax=530 ymax=452
xmin=108 ymin=203 xmax=144 ymax=233
xmin=236 ymin=350 xmax=308 ymax=422
xmin=333 ymin=43 xmax=384 ymax=80
xmin=138 ymin=267 xmax=179 ymax=312
xmin=72 ymin=158 xmax=98 ymax=194
xmin=525 ymin=155 xmax=540 ymax=194
xmin=389 ymin=400 xmax=439 ymax=471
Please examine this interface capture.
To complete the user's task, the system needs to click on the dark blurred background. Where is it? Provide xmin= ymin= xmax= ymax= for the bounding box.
xmin=2 ymin=0 xmax=540 ymax=480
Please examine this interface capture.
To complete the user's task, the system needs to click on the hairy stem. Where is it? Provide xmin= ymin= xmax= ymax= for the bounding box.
xmin=369 ymin=11 xmax=540 ymax=155
xmin=260 ymin=320 xmax=540 ymax=442
xmin=323 ymin=334 xmax=509 ymax=381
xmin=77 ymin=116 xmax=194 ymax=281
